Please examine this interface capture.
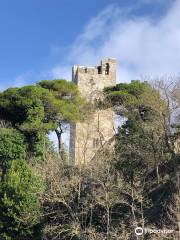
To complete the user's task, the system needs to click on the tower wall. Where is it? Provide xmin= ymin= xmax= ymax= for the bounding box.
xmin=70 ymin=58 xmax=116 ymax=165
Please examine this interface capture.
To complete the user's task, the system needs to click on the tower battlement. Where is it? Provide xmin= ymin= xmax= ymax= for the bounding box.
xmin=72 ymin=58 xmax=116 ymax=78
xmin=72 ymin=58 xmax=116 ymax=100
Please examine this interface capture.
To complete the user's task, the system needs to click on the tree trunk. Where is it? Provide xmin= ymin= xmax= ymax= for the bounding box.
xmin=106 ymin=206 xmax=110 ymax=239
xmin=55 ymin=128 xmax=63 ymax=156
xmin=156 ymin=165 xmax=160 ymax=185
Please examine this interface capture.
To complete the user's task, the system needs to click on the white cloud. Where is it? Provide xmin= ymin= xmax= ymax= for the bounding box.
xmin=14 ymin=73 xmax=29 ymax=87
xmin=51 ymin=0 xmax=180 ymax=83
xmin=0 ymin=71 xmax=33 ymax=91
xmin=51 ymin=65 xmax=72 ymax=80
xmin=140 ymin=0 xmax=167 ymax=3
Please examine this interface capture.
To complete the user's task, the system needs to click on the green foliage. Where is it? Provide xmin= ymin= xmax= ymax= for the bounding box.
xmin=38 ymin=79 xmax=88 ymax=123
xmin=0 ymin=128 xmax=27 ymax=178
xmin=0 ymin=128 xmax=43 ymax=239
xmin=105 ymin=80 xmax=151 ymax=109
xmin=115 ymin=117 xmax=151 ymax=181
xmin=0 ymin=80 xmax=88 ymax=159
xmin=0 ymin=85 xmax=53 ymax=131
xmin=0 ymin=79 xmax=88 ymax=130
xmin=38 ymin=79 xmax=79 ymax=97
xmin=108 ymin=80 xmax=179 ymax=236
xmin=0 ymin=128 xmax=26 ymax=161
xmin=28 ymin=132 xmax=51 ymax=162
xmin=0 ymin=159 xmax=44 ymax=240
xmin=104 ymin=80 xmax=168 ymax=125
xmin=110 ymin=81 xmax=172 ymax=181
xmin=37 ymin=79 xmax=90 ymax=156
xmin=105 ymin=80 xmax=149 ymax=97
xmin=0 ymin=79 xmax=90 ymax=238
xmin=19 ymin=101 xmax=46 ymax=132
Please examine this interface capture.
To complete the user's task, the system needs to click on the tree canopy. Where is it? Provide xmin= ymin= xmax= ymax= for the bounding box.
xmin=0 ymin=79 xmax=89 ymax=159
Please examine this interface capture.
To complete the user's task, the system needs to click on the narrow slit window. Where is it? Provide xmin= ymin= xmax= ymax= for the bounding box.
xmin=105 ymin=63 xmax=110 ymax=75
xmin=97 ymin=66 xmax=102 ymax=74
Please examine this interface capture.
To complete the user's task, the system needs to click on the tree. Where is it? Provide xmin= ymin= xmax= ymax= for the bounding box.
xmin=0 ymin=85 xmax=54 ymax=161
xmin=0 ymin=159 xmax=44 ymax=240
xmin=105 ymin=80 xmax=174 ymax=182
xmin=0 ymin=128 xmax=44 ymax=240
xmin=0 ymin=80 xmax=89 ymax=160
xmin=104 ymin=79 xmax=180 ymax=238
xmin=38 ymin=79 xmax=90 ymax=158
xmin=0 ymin=128 xmax=26 ymax=180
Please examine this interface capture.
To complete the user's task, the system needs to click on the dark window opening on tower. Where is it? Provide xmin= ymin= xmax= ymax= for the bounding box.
xmin=97 ymin=66 xmax=102 ymax=74
xmin=105 ymin=63 xmax=110 ymax=75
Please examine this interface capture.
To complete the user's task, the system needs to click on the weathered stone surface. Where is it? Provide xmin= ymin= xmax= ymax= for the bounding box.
xmin=70 ymin=59 xmax=116 ymax=165
xmin=174 ymin=138 xmax=180 ymax=154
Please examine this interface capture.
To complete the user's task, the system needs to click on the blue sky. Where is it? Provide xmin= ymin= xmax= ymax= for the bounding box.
xmin=0 ymin=0 xmax=179 ymax=90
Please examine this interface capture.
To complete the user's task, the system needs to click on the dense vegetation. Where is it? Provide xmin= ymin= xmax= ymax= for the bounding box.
xmin=0 ymin=79 xmax=179 ymax=239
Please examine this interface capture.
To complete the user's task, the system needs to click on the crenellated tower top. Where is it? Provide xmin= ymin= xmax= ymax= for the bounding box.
xmin=72 ymin=58 xmax=116 ymax=100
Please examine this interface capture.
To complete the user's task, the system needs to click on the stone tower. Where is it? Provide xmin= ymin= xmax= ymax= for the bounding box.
xmin=70 ymin=58 xmax=116 ymax=165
